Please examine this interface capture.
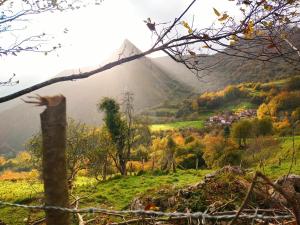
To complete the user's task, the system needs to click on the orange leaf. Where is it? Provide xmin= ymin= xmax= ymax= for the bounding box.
xmin=145 ymin=203 xmax=156 ymax=211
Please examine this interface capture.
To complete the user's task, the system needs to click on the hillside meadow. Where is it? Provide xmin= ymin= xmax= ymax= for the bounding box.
xmin=1 ymin=77 xmax=300 ymax=224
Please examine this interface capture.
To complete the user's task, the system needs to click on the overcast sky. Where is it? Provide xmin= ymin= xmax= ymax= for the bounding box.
xmin=0 ymin=0 xmax=237 ymax=96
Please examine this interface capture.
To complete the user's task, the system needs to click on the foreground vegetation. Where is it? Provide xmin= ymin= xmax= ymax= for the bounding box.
xmin=0 ymin=170 xmax=210 ymax=225
xmin=1 ymin=76 xmax=300 ymax=224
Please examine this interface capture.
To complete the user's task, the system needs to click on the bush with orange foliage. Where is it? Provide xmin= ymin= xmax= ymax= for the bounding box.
xmin=127 ymin=161 xmax=154 ymax=173
xmin=0 ymin=156 xmax=6 ymax=166
xmin=0 ymin=169 xmax=39 ymax=181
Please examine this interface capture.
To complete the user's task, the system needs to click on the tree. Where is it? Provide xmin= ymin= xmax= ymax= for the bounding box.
xmin=253 ymin=118 xmax=273 ymax=136
xmin=176 ymin=139 xmax=205 ymax=169
xmin=231 ymin=119 xmax=253 ymax=148
xmin=121 ymin=91 xmax=135 ymax=171
xmin=202 ymin=135 xmax=225 ymax=168
xmin=98 ymin=97 xmax=128 ymax=175
xmin=203 ymin=134 xmax=240 ymax=168
xmin=161 ymin=136 xmax=177 ymax=173
xmin=27 ymin=118 xmax=95 ymax=189
xmin=1 ymin=0 xmax=299 ymax=102
xmin=86 ymin=127 xmax=114 ymax=181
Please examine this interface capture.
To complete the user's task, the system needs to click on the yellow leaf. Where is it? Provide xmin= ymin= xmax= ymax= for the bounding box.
xmin=229 ymin=40 xmax=236 ymax=46
xmin=264 ymin=4 xmax=273 ymax=11
xmin=181 ymin=21 xmax=193 ymax=34
xmin=213 ymin=8 xmax=221 ymax=17
xmin=230 ymin=35 xmax=239 ymax=41
xmin=218 ymin=13 xmax=229 ymax=21
xmin=243 ymin=20 xmax=255 ymax=39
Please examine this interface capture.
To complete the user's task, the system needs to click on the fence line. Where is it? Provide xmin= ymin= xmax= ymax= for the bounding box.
xmin=0 ymin=200 xmax=294 ymax=221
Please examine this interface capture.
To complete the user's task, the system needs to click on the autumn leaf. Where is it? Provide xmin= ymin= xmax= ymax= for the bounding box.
xmin=229 ymin=40 xmax=236 ymax=46
xmin=144 ymin=18 xmax=156 ymax=31
xmin=218 ymin=13 xmax=229 ymax=21
xmin=262 ymin=21 xmax=273 ymax=27
xmin=263 ymin=4 xmax=273 ymax=11
xmin=230 ymin=35 xmax=239 ymax=41
xmin=145 ymin=203 xmax=158 ymax=211
xmin=203 ymin=34 xmax=209 ymax=40
xmin=243 ymin=20 xmax=255 ymax=39
xmin=181 ymin=21 xmax=193 ymax=34
xmin=188 ymin=50 xmax=196 ymax=56
xmin=213 ymin=8 xmax=221 ymax=17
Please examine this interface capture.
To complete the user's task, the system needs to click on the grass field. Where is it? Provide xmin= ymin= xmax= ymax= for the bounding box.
xmin=264 ymin=136 xmax=300 ymax=178
xmin=150 ymin=120 xmax=204 ymax=131
xmin=0 ymin=170 xmax=211 ymax=224
xmin=1 ymin=135 xmax=299 ymax=224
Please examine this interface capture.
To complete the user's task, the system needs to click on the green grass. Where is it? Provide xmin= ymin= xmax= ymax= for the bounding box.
xmin=0 ymin=180 xmax=43 ymax=225
xmin=74 ymin=169 xmax=210 ymax=210
xmin=264 ymin=136 xmax=300 ymax=178
xmin=220 ymin=100 xmax=256 ymax=112
xmin=0 ymin=170 xmax=211 ymax=224
xmin=0 ymin=180 xmax=42 ymax=202
xmin=150 ymin=120 xmax=204 ymax=131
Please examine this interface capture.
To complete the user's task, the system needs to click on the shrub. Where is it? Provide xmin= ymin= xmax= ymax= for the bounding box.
xmin=217 ymin=148 xmax=242 ymax=167
xmin=0 ymin=169 xmax=38 ymax=181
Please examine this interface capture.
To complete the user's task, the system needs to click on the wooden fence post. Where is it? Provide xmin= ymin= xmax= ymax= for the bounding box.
xmin=40 ymin=95 xmax=70 ymax=225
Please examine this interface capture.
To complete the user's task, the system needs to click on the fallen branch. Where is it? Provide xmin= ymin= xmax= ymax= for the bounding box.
xmin=74 ymin=197 xmax=96 ymax=225
xmin=257 ymin=172 xmax=300 ymax=225
xmin=229 ymin=172 xmax=258 ymax=225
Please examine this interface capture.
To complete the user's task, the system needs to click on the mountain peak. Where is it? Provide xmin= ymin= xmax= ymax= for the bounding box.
xmin=107 ymin=39 xmax=143 ymax=62
xmin=123 ymin=38 xmax=135 ymax=46
xmin=118 ymin=39 xmax=142 ymax=57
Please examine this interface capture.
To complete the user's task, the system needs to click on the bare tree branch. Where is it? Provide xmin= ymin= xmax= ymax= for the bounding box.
xmin=0 ymin=0 xmax=299 ymax=103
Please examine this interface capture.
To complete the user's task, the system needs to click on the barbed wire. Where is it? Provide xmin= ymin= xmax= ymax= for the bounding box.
xmin=0 ymin=200 xmax=294 ymax=221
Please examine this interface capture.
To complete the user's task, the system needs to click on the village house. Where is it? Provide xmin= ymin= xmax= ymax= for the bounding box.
xmin=207 ymin=109 xmax=257 ymax=126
